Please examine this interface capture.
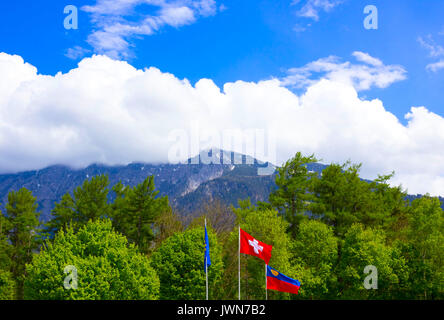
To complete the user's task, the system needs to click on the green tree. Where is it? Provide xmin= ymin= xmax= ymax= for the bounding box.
xmin=310 ymin=162 xmax=368 ymax=236
xmin=151 ymin=226 xmax=223 ymax=300
xmin=291 ymin=220 xmax=338 ymax=299
xmin=310 ymin=162 xmax=408 ymax=237
xmin=269 ymin=152 xmax=318 ymax=237
xmin=111 ymin=176 xmax=171 ymax=253
xmin=5 ymin=188 xmax=40 ymax=299
xmin=43 ymin=193 xmax=75 ymax=238
xmin=44 ymin=175 xmax=110 ymax=236
xmin=24 ymin=219 xmax=159 ymax=300
xmin=0 ymin=269 xmax=15 ymax=300
xmin=0 ymin=212 xmax=12 ymax=271
xmin=369 ymin=174 xmax=409 ymax=240
xmin=401 ymin=196 xmax=444 ymax=299
xmin=0 ymin=213 xmax=13 ymax=300
xmin=337 ymin=224 xmax=405 ymax=299
xmin=73 ymin=174 xmax=110 ymax=221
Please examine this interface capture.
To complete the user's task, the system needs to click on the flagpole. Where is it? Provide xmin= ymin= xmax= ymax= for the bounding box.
xmin=205 ymin=219 xmax=208 ymax=301
xmin=238 ymin=225 xmax=241 ymax=300
xmin=265 ymin=263 xmax=267 ymax=300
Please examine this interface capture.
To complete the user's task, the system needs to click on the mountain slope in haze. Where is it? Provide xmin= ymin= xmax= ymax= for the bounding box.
xmin=0 ymin=149 xmax=280 ymax=221
xmin=0 ymin=149 xmax=442 ymax=221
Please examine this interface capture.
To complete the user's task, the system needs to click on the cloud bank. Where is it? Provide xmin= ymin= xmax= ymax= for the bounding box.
xmin=0 ymin=52 xmax=443 ymax=196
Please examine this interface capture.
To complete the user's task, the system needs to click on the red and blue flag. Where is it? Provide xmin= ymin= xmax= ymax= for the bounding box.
xmin=266 ymin=265 xmax=300 ymax=294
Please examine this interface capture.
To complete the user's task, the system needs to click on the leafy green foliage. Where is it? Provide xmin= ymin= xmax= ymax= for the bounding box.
xmin=151 ymin=227 xmax=223 ymax=300
xmin=0 ymin=269 xmax=15 ymax=300
xmin=291 ymin=220 xmax=338 ymax=299
xmin=400 ymin=197 xmax=444 ymax=299
xmin=24 ymin=219 xmax=159 ymax=300
xmin=0 ymin=228 xmax=13 ymax=300
xmin=337 ymin=224 xmax=406 ymax=299
xmin=0 ymin=213 xmax=12 ymax=271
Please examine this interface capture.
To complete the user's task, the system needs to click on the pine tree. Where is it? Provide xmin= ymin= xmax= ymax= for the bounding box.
xmin=44 ymin=174 xmax=110 ymax=237
xmin=269 ymin=152 xmax=318 ymax=237
xmin=111 ymin=176 xmax=171 ymax=253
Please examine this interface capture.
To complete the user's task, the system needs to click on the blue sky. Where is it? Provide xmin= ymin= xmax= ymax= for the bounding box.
xmin=0 ymin=0 xmax=443 ymax=195
xmin=1 ymin=0 xmax=443 ymax=120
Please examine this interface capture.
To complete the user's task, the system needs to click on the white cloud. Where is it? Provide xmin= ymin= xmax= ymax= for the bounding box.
xmin=0 ymin=52 xmax=443 ymax=196
xmin=293 ymin=23 xmax=309 ymax=33
xmin=281 ymin=51 xmax=407 ymax=91
xmin=74 ymin=0 xmax=218 ymax=59
xmin=418 ymin=35 xmax=444 ymax=73
xmin=418 ymin=36 xmax=444 ymax=58
xmin=218 ymin=4 xmax=228 ymax=12
xmin=292 ymin=0 xmax=344 ymax=21
xmin=352 ymin=51 xmax=383 ymax=67
xmin=158 ymin=6 xmax=196 ymax=26
xmin=65 ymin=46 xmax=92 ymax=60
xmin=426 ymin=60 xmax=444 ymax=72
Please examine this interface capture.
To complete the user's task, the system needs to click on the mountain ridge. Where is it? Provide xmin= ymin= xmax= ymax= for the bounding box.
xmin=0 ymin=149 xmax=280 ymax=221
xmin=0 ymin=149 xmax=442 ymax=221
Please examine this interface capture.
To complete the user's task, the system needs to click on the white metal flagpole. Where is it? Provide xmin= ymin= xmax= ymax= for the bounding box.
xmin=265 ymin=263 xmax=267 ymax=300
xmin=238 ymin=226 xmax=241 ymax=300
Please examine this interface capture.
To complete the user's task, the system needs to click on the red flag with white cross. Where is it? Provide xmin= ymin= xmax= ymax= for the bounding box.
xmin=239 ymin=228 xmax=272 ymax=264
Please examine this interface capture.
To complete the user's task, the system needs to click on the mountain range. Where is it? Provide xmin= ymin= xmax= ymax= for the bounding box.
xmin=0 ymin=149 xmax=442 ymax=222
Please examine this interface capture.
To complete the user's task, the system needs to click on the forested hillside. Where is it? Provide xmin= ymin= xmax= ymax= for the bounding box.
xmin=0 ymin=152 xmax=443 ymax=300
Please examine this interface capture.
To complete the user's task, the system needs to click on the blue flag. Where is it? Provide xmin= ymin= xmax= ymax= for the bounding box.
xmin=205 ymin=224 xmax=211 ymax=270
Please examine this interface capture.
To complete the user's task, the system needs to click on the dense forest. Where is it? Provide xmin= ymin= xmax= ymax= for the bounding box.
xmin=0 ymin=152 xmax=442 ymax=300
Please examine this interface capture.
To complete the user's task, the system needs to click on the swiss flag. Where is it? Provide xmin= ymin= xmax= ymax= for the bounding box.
xmin=239 ymin=228 xmax=272 ymax=264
